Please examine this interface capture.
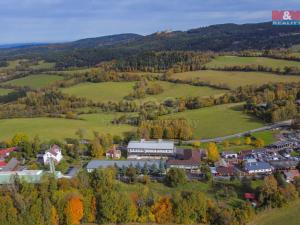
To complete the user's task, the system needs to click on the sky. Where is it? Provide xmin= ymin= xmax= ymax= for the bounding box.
xmin=0 ymin=0 xmax=299 ymax=44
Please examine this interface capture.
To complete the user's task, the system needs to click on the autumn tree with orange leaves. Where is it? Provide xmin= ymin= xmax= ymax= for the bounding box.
xmin=64 ymin=195 xmax=84 ymax=225
xmin=151 ymin=197 xmax=173 ymax=224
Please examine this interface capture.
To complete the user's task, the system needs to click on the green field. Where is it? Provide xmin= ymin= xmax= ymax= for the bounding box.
xmin=290 ymin=52 xmax=300 ymax=58
xmin=171 ymin=70 xmax=300 ymax=89
xmin=143 ymin=81 xmax=226 ymax=102
xmin=248 ymin=200 xmax=300 ymax=225
xmin=0 ymin=113 xmax=134 ymax=140
xmin=29 ymin=60 xmax=55 ymax=70
xmin=206 ymin=56 xmax=300 ymax=70
xmin=162 ymin=103 xmax=265 ymax=138
xmin=290 ymin=44 xmax=300 ymax=52
xmin=3 ymin=74 xmax=63 ymax=89
xmin=61 ymin=82 xmax=135 ymax=102
xmin=0 ymin=88 xmax=13 ymax=96
xmin=0 ymin=60 xmax=22 ymax=72
xmin=62 ymin=81 xmax=225 ymax=102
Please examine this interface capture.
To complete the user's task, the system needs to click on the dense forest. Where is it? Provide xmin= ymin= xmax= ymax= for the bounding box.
xmin=1 ymin=22 xmax=300 ymax=68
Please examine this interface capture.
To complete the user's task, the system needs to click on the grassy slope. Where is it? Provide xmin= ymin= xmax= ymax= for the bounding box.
xmin=117 ymin=180 xmax=211 ymax=197
xmin=0 ymin=88 xmax=13 ymax=96
xmin=171 ymin=70 xmax=300 ymax=89
xmin=248 ymin=200 xmax=300 ymax=225
xmin=206 ymin=56 xmax=300 ymax=70
xmin=290 ymin=44 xmax=300 ymax=52
xmin=3 ymin=74 xmax=63 ymax=89
xmin=143 ymin=81 xmax=226 ymax=102
xmin=0 ymin=113 xmax=134 ymax=141
xmin=61 ymin=82 xmax=135 ymax=102
xmin=62 ymin=81 xmax=226 ymax=102
xmin=29 ymin=60 xmax=55 ymax=70
xmin=162 ymin=103 xmax=265 ymax=138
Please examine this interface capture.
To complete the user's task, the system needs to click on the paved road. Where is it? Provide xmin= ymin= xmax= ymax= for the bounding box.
xmin=183 ymin=120 xmax=292 ymax=144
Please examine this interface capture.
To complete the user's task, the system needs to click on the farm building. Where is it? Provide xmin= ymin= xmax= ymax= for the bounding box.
xmin=267 ymin=141 xmax=294 ymax=150
xmin=86 ymin=159 xmax=163 ymax=173
xmin=127 ymin=139 xmax=175 ymax=159
xmin=166 ymin=150 xmax=201 ymax=173
xmin=244 ymin=162 xmax=272 ymax=174
xmin=0 ymin=170 xmax=62 ymax=184
xmin=2 ymin=158 xmax=21 ymax=172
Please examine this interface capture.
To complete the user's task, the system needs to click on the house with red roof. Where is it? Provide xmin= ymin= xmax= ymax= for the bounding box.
xmin=166 ymin=149 xmax=201 ymax=173
xmin=0 ymin=161 xmax=7 ymax=171
xmin=0 ymin=147 xmax=17 ymax=159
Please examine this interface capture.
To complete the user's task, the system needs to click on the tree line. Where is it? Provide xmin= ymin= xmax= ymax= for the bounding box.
xmin=1 ymin=165 xmax=300 ymax=225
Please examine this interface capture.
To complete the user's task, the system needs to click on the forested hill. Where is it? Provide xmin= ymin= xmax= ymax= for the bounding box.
xmin=1 ymin=22 xmax=300 ymax=67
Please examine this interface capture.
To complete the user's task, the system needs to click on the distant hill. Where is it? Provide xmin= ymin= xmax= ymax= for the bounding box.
xmin=1 ymin=22 xmax=300 ymax=67
xmin=0 ymin=43 xmax=48 ymax=49
xmin=65 ymin=33 xmax=143 ymax=48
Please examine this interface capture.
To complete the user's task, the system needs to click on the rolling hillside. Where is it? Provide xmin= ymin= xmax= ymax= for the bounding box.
xmin=1 ymin=22 xmax=300 ymax=67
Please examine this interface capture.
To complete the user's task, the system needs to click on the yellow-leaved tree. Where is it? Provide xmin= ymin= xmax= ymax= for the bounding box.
xmin=245 ymin=137 xmax=252 ymax=145
xmin=207 ymin=142 xmax=220 ymax=162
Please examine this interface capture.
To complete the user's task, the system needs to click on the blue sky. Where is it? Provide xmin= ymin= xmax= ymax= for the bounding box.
xmin=0 ymin=0 xmax=299 ymax=44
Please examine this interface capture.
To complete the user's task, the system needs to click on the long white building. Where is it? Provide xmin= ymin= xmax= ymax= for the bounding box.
xmin=127 ymin=139 xmax=175 ymax=159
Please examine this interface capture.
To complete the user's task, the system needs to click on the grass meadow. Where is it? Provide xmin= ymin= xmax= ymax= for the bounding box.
xmin=0 ymin=113 xmax=135 ymax=141
xmin=61 ymin=81 xmax=226 ymax=102
xmin=61 ymin=82 xmax=135 ymax=102
xmin=3 ymin=74 xmax=63 ymax=89
xmin=143 ymin=81 xmax=226 ymax=102
xmin=29 ymin=60 xmax=55 ymax=70
xmin=0 ymin=88 xmax=13 ymax=96
xmin=206 ymin=56 xmax=300 ymax=70
xmin=248 ymin=200 xmax=300 ymax=225
xmin=171 ymin=70 xmax=300 ymax=89
xmin=162 ymin=103 xmax=265 ymax=138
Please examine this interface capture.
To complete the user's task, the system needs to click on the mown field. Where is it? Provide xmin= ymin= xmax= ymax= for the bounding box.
xmin=29 ymin=60 xmax=55 ymax=70
xmin=171 ymin=70 xmax=300 ymax=89
xmin=61 ymin=81 xmax=226 ymax=102
xmin=61 ymin=82 xmax=135 ymax=102
xmin=0 ymin=88 xmax=13 ymax=96
xmin=3 ymin=74 xmax=63 ymax=89
xmin=206 ymin=56 xmax=300 ymax=70
xmin=290 ymin=44 xmax=300 ymax=52
xmin=0 ymin=60 xmax=55 ymax=72
xmin=162 ymin=103 xmax=265 ymax=138
xmin=143 ymin=81 xmax=226 ymax=102
xmin=248 ymin=200 xmax=300 ymax=225
xmin=0 ymin=113 xmax=134 ymax=141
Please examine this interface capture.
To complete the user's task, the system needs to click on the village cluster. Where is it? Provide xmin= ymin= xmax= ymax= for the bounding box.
xmin=0 ymin=129 xmax=300 ymax=185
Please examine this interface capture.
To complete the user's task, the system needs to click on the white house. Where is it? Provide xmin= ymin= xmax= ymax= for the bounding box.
xmin=221 ymin=151 xmax=238 ymax=159
xmin=43 ymin=145 xmax=63 ymax=165
xmin=106 ymin=145 xmax=121 ymax=159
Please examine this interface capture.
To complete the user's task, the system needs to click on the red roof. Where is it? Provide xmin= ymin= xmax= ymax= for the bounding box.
xmin=216 ymin=166 xmax=234 ymax=176
xmin=0 ymin=161 xmax=7 ymax=167
xmin=167 ymin=150 xmax=201 ymax=166
xmin=0 ymin=147 xmax=17 ymax=157
xmin=244 ymin=193 xmax=255 ymax=200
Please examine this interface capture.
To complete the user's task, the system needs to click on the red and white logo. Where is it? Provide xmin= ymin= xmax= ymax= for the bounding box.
xmin=272 ymin=10 xmax=300 ymax=21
